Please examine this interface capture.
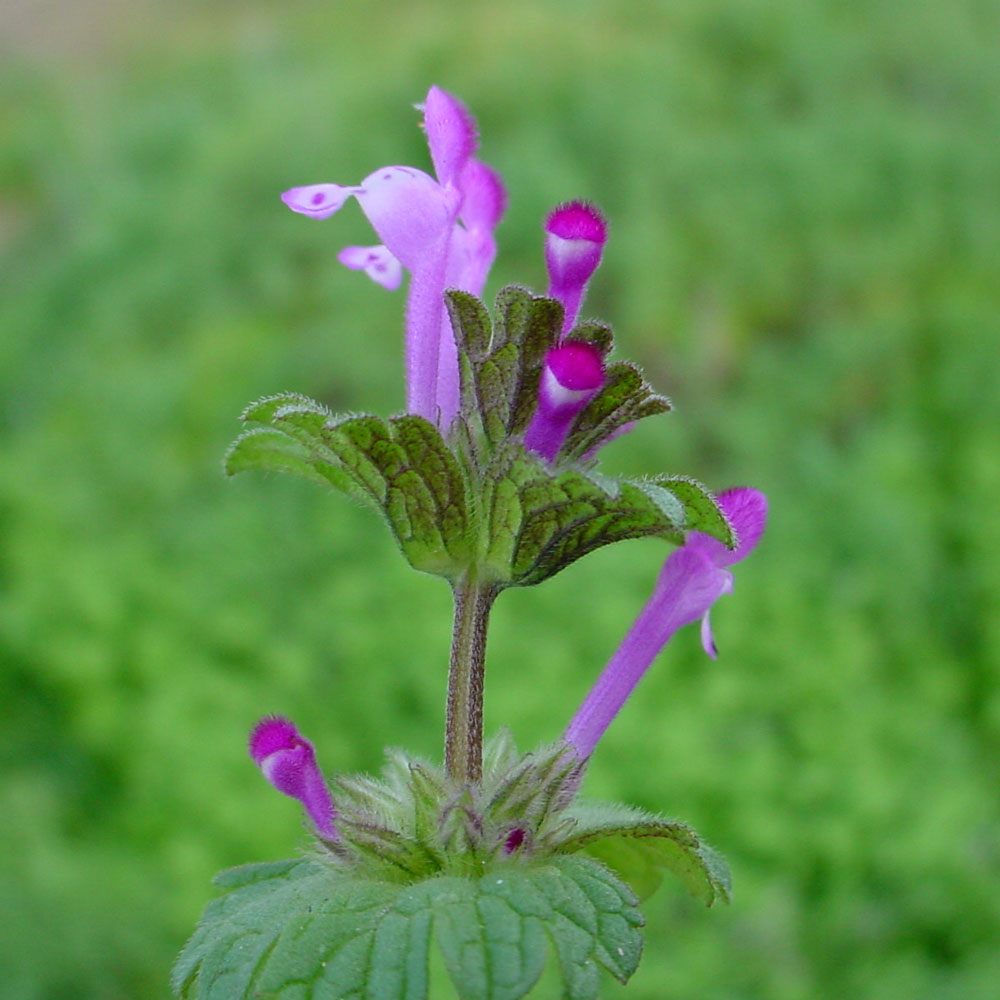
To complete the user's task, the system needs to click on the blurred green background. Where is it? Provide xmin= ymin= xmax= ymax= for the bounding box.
xmin=2 ymin=0 xmax=999 ymax=997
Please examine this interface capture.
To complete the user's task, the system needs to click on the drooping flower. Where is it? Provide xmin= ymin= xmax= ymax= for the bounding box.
xmin=564 ymin=488 xmax=767 ymax=759
xmin=281 ymin=86 xmax=505 ymax=429
xmin=523 ymin=340 xmax=605 ymax=462
xmin=249 ymin=716 xmax=338 ymax=839
xmin=544 ymin=201 xmax=607 ymax=336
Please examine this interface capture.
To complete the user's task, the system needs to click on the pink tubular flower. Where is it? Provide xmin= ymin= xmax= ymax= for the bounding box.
xmin=544 ymin=201 xmax=607 ymax=335
xmin=564 ymin=488 xmax=768 ymax=759
xmin=523 ymin=340 xmax=605 ymax=462
xmin=249 ymin=716 xmax=338 ymax=839
xmin=281 ymin=87 xmax=505 ymax=429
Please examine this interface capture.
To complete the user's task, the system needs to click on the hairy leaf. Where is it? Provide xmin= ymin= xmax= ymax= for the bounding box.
xmin=565 ymin=320 xmax=614 ymax=357
xmin=557 ymin=801 xmax=732 ymax=905
xmin=487 ymin=454 xmax=692 ymax=586
xmin=561 ymin=362 xmax=671 ymax=461
xmin=173 ymin=856 xmax=643 ymax=1000
xmin=447 ymin=287 xmax=562 ymax=450
xmin=226 ymin=395 xmax=471 ymax=578
xmin=653 ymin=475 xmax=736 ymax=548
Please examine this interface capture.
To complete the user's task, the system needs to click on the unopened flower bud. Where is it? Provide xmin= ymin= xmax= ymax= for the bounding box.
xmin=524 ymin=341 xmax=605 ymax=462
xmin=544 ymin=201 xmax=608 ymax=334
xmin=249 ymin=716 xmax=338 ymax=840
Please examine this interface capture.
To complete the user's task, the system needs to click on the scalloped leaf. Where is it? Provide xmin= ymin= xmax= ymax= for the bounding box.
xmin=565 ymin=320 xmax=614 ymax=357
xmin=224 ymin=427 xmax=339 ymax=488
xmin=447 ymin=287 xmax=563 ymax=449
xmin=482 ymin=452 xmax=692 ymax=586
xmin=654 ymin=476 xmax=736 ymax=548
xmin=173 ymin=856 xmax=643 ymax=1000
xmin=557 ymin=802 xmax=732 ymax=905
xmin=226 ymin=395 xmax=472 ymax=578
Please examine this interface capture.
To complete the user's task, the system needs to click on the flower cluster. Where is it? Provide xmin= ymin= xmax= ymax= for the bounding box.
xmin=253 ymin=86 xmax=767 ymax=840
xmin=282 ymin=86 xmax=505 ymax=429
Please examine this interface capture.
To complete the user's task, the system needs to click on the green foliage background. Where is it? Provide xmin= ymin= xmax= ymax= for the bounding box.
xmin=2 ymin=0 xmax=998 ymax=996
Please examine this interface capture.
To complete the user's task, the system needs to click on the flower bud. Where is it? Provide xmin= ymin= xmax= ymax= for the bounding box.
xmin=544 ymin=201 xmax=608 ymax=333
xmin=524 ymin=341 xmax=605 ymax=462
xmin=249 ymin=716 xmax=338 ymax=840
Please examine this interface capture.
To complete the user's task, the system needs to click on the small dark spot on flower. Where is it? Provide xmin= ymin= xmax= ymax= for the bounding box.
xmin=310 ymin=191 xmax=326 ymax=206
xmin=504 ymin=827 xmax=526 ymax=854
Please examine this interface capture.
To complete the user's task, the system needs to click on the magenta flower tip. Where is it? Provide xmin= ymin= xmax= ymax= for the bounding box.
xmin=503 ymin=827 xmax=527 ymax=854
xmin=523 ymin=341 xmax=605 ymax=463
xmin=545 ymin=200 xmax=608 ymax=244
xmin=547 ymin=341 xmax=605 ymax=392
xmin=249 ymin=715 xmax=298 ymax=765
xmin=544 ymin=201 xmax=608 ymax=333
xmin=248 ymin=715 xmax=338 ymax=840
xmin=718 ymin=487 xmax=768 ymax=562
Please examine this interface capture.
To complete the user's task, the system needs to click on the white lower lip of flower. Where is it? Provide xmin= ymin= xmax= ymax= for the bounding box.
xmin=542 ymin=366 xmax=595 ymax=412
xmin=260 ymin=752 xmax=284 ymax=785
xmin=548 ymin=234 xmax=596 ymax=267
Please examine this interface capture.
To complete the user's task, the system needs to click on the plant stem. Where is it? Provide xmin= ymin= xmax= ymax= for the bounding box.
xmin=445 ymin=575 xmax=497 ymax=784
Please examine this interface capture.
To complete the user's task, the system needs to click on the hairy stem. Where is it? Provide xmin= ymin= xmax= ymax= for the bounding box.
xmin=445 ymin=576 xmax=497 ymax=784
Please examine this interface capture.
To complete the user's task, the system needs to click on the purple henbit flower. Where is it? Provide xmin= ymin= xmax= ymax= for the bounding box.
xmin=523 ymin=340 xmax=605 ymax=462
xmin=249 ymin=716 xmax=338 ymax=840
xmin=564 ymin=488 xmax=768 ymax=759
xmin=281 ymin=86 xmax=506 ymax=430
xmin=544 ymin=201 xmax=608 ymax=336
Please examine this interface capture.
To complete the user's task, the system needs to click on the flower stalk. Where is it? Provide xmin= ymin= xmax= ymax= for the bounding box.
xmin=444 ymin=574 xmax=498 ymax=784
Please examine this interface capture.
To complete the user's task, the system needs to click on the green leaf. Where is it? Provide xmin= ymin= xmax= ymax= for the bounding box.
xmin=564 ymin=320 xmax=614 ymax=356
xmin=227 ymin=395 xmax=472 ymax=578
xmin=561 ymin=361 xmax=671 ymax=461
xmin=494 ymin=287 xmax=564 ymax=436
xmin=224 ymin=427 xmax=336 ymax=487
xmin=653 ymin=475 xmax=736 ymax=548
xmin=435 ymin=857 xmax=643 ymax=1000
xmin=172 ymin=859 xmax=409 ymax=1000
xmin=487 ymin=454 xmax=692 ymax=586
xmin=556 ymin=801 xmax=732 ymax=906
xmin=481 ymin=728 xmax=522 ymax=779
xmin=447 ymin=287 xmax=562 ymax=450
xmin=174 ymin=856 xmax=643 ymax=1000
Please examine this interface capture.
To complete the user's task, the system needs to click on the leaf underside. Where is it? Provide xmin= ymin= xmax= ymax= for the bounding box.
xmin=173 ymin=855 xmax=643 ymax=1000
xmin=556 ymin=801 xmax=732 ymax=906
xmin=225 ymin=395 xmax=471 ymax=578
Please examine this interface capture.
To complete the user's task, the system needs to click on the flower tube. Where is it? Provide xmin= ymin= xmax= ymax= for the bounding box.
xmin=564 ymin=488 xmax=767 ymax=758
